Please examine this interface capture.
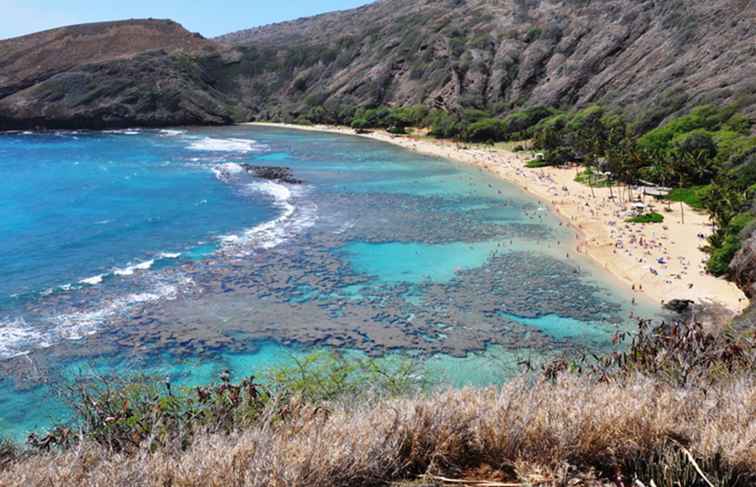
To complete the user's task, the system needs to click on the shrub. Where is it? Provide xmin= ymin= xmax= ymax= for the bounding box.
xmin=351 ymin=117 xmax=370 ymax=129
xmin=626 ymin=212 xmax=664 ymax=224
xmin=525 ymin=26 xmax=543 ymax=42
xmin=265 ymin=351 xmax=422 ymax=402
xmin=502 ymin=106 xmax=556 ymax=137
xmin=29 ymin=373 xmax=271 ymax=453
xmin=428 ymin=110 xmax=462 ymax=138
xmin=637 ymin=105 xmax=737 ymax=155
xmin=526 ymin=159 xmax=554 ymax=168
xmin=673 ymin=129 xmax=718 ymax=160
xmin=557 ymin=319 xmax=754 ymax=388
xmin=462 ymin=118 xmax=506 ymax=142
xmin=388 ymin=105 xmax=428 ymax=128
xmin=543 ymin=146 xmax=574 ymax=165
xmin=707 ymin=234 xmax=742 ymax=276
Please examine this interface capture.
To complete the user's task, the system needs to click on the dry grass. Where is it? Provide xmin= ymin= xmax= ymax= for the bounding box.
xmin=2 ymin=373 xmax=753 ymax=486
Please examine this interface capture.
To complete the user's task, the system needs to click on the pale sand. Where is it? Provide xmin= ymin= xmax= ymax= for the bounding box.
xmin=247 ymin=122 xmax=749 ymax=315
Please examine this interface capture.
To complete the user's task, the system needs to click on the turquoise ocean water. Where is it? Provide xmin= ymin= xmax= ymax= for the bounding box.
xmin=0 ymin=126 xmax=656 ymax=440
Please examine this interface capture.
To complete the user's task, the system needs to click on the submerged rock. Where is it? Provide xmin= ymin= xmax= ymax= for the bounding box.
xmin=241 ymin=165 xmax=303 ymax=184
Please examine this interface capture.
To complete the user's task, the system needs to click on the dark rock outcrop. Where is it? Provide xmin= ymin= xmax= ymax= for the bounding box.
xmin=0 ymin=19 xmax=242 ymax=130
xmin=664 ymin=299 xmax=695 ymax=315
xmin=242 ymin=165 xmax=303 ymax=184
xmin=730 ymin=233 xmax=756 ymax=298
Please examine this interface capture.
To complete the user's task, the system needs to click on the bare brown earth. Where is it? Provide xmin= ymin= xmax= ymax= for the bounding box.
xmin=0 ymin=19 xmax=212 ymax=94
xmin=0 ymin=19 xmax=239 ymax=130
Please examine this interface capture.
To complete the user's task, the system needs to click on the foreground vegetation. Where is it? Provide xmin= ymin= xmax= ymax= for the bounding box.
xmin=294 ymin=101 xmax=756 ymax=279
xmin=1 ymin=321 xmax=753 ymax=486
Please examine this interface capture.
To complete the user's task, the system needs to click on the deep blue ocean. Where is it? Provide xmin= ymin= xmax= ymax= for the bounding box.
xmin=0 ymin=126 xmax=654 ymax=439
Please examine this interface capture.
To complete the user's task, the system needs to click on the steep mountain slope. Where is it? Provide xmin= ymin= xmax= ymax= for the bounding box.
xmin=0 ymin=0 xmax=754 ymax=130
xmin=0 ymin=19 xmax=240 ymax=130
xmin=219 ymin=0 xmax=756 ymax=126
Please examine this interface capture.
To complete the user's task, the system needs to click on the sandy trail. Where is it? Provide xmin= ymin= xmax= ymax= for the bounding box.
xmin=247 ymin=122 xmax=748 ymax=316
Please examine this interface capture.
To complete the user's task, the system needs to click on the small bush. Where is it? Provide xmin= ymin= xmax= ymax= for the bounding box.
xmin=707 ymin=233 xmax=743 ymax=276
xmin=526 ymin=159 xmax=553 ymax=168
xmin=30 ymin=372 xmax=271 ymax=453
xmin=265 ymin=351 xmax=422 ymax=402
xmin=627 ymin=212 xmax=664 ymax=224
xmin=543 ymin=146 xmax=574 ymax=165
xmin=525 ymin=26 xmax=543 ymax=42
xmin=462 ymin=118 xmax=506 ymax=142
xmin=546 ymin=319 xmax=754 ymax=388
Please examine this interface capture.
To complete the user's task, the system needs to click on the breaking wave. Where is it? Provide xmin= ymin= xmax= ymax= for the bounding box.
xmin=0 ymin=318 xmax=50 ymax=358
xmin=113 ymin=260 xmax=155 ymax=277
xmin=188 ymin=137 xmax=267 ymax=153
xmin=158 ymin=129 xmax=186 ymax=137
xmin=0 ymin=275 xmax=194 ymax=359
xmin=211 ymin=162 xmax=245 ymax=183
xmin=220 ymin=181 xmax=317 ymax=254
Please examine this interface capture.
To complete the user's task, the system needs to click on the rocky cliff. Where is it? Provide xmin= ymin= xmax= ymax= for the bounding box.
xmin=0 ymin=1 xmax=754 ymax=130
xmin=218 ymin=0 xmax=756 ymax=127
xmin=0 ymin=19 xmax=239 ymax=130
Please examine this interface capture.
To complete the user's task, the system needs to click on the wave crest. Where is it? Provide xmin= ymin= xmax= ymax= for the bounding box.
xmin=0 ymin=318 xmax=50 ymax=358
xmin=188 ymin=138 xmax=267 ymax=153
xmin=211 ymin=162 xmax=245 ymax=183
xmin=113 ymin=260 xmax=155 ymax=277
xmin=220 ymin=181 xmax=317 ymax=253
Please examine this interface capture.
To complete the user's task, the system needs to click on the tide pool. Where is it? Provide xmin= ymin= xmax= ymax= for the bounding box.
xmin=341 ymin=241 xmax=504 ymax=284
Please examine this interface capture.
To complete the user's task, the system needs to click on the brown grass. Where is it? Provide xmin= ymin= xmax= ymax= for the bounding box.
xmin=2 ymin=373 xmax=753 ymax=486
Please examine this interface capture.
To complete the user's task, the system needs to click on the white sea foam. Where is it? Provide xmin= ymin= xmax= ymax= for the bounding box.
xmin=188 ymin=137 xmax=267 ymax=153
xmin=159 ymin=129 xmax=186 ymax=137
xmin=79 ymin=274 xmax=105 ymax=286
xmin=113 ymin=259 xmax=155 ymax=276
xmin=0 ymin=318 xmax=50 ymax=359
xmin=220 ymin=181 xmax=317 ymax=254
xmin=104 ymin=129 xmax=141 ymax=135
xmin=211 ymin=162 xmax=245 ymax=182
xmin=49 ymin=276 xmax=191 ymax=341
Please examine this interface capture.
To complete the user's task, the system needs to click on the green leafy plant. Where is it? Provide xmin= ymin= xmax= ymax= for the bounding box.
xmin=626 ymin=212 xmax=664 ymax=224
xmin=665 ymin=186 xmax=709 ymax=209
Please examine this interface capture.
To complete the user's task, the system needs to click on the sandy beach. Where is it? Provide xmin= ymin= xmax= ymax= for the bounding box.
xmin=248 ymin=122 xmax=749 ymax=316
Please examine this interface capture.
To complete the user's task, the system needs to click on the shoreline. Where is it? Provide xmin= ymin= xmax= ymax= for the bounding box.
xmin=247 ymin=122 xmax=748 ymax=316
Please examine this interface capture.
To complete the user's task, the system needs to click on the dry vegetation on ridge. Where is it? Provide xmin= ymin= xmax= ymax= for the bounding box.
xmin=0 ymin=375 xmax=754 ymax=486
xmin=0 ymin=322 xmax=754 ymax=486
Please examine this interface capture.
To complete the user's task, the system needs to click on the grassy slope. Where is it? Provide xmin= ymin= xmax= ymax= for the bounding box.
xmin=1 ymin=374 xmax=753 ymax=486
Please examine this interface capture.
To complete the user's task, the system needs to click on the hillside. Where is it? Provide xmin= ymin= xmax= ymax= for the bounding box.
xmin=0 ymin=0 xmax=754 ymax=130
xmin=0 ymin=19 xmax=239 ymax=130
xmin=218 ymin=0 xmax=756 ymax=127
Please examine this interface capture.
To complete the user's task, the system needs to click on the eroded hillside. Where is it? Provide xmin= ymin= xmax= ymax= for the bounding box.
xmin=0 ymin=0 xmax=754 ymax=130
xmin=219 ymin=0 xmax=756 ymax=127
